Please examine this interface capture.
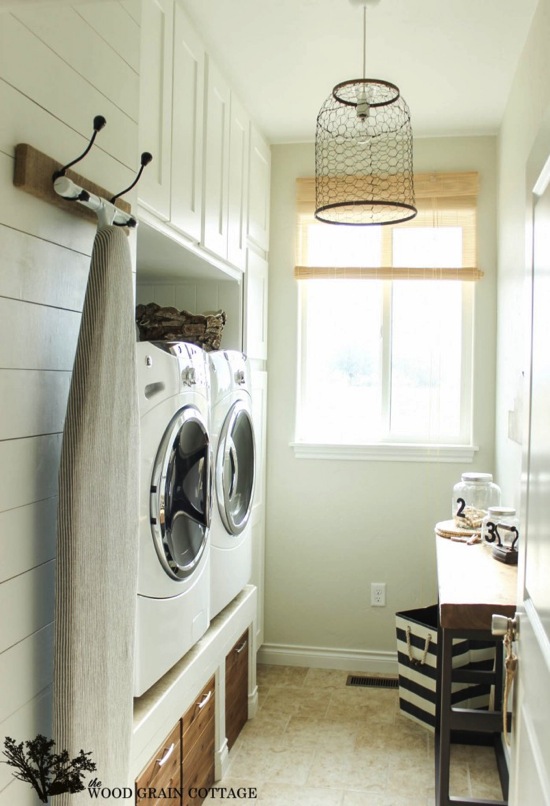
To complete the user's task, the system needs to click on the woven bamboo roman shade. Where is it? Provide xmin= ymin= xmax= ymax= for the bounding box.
xmin=295 ymin=172 xmax=483 ymax=281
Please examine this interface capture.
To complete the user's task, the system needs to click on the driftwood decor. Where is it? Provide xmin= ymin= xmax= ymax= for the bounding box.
xmin=13 ymin=143 xmax=132 ymax=225
xmin=136 ymin=303 xmax=226 ymax=351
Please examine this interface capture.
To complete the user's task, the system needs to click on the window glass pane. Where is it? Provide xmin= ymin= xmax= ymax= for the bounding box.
xmin=393 ymin=227 xmax=462 ymax=268
xmin=390 ymin=281 xmax=463 ymax=440
xmin=299 ymin=280 xmax=383 ymax=442
xmin=305 ymin=223 xmax=382 ymax=267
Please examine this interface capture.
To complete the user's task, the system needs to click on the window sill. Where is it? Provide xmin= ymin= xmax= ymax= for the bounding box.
xmin=290 ymin=442 xmax=479 ymax=463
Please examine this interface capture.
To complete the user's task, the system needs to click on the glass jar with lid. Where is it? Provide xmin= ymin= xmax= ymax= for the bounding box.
xmin=481 ymin=507 xmax=519 ymax=563
xmin=451 ymin=472 xmax=501 ymax=522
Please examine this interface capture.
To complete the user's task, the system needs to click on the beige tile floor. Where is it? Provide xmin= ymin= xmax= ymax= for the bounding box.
xmin=206 ymin=665 xmax=504 ymax=806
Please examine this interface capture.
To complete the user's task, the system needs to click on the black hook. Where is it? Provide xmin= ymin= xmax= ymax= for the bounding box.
xmin=52 ymin=115 xmax=106 ymax=181
xmin=110 ymin=152 xmax=153 ymax=204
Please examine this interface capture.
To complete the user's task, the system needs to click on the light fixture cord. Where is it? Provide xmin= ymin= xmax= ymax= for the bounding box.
xmin=362 ymin=4 xmax=367 ymax=79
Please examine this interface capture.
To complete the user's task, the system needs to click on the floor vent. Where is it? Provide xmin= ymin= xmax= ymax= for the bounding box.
xmin=346 ymin=675 xmax=399 ymax=689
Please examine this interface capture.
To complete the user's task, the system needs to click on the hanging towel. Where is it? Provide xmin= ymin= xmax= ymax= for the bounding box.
xmin=53 ymin=226 xmax=138 ymax=801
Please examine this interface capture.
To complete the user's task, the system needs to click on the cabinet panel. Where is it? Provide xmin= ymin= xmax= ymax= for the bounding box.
xmin=182 ymin=719 xmax=215 ymax=806
xmin=225 ymin=629 xmax=249 ymax=750
xmin=227 ymin=96 xmax=249 ymax=271
xmin=244 ymin=250 xmax=268 ymax=360
xmin=171 ymin=4 xmax=205 ymax=241
xmin=139 ymin=0 xmax=174 ymax=220
xmin=136 ymin=722 xmax=181 ymax=805
xmin=247 ymin=125 xmax=271 ymax=252
xmin=203 ymin=56 xmax=230 ymax=259
xmin=182 ymin=676 xmax=215 ymax=743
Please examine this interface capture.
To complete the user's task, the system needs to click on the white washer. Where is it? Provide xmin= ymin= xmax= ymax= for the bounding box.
xmin=134 ymin=341 xmax=212 ymax=697
xmin=209 ymin=350 xmax=256 ymax=619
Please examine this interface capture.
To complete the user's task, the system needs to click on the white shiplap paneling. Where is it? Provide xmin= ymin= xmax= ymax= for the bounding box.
xmin=0 ymin=562 xmax=55 ymax=655
xmin=13 ymin=6 xmax=139 ymax=120
xmin=0 ymin=14 xmax=136 ymax=166
xmin=0 ymin=298 xmax=80 ymax=371
xmin=76 ymin=0 xmax=140 ymax=72
xmin=0 ymin=435 xmax=62 ymax=513
xmin=0 ymin=498 xmax=57 ymax=584
xmin=0 ymin=224 xmax=88 ymax=311
xmin=0 ymin=624 xmax=53 ymax=725
xmin=0 ymin=370 xmax=71 ymax=440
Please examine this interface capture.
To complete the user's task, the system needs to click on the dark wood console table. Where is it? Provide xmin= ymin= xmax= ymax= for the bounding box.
xmin=435 ymin=536 xmax=517 ymax=806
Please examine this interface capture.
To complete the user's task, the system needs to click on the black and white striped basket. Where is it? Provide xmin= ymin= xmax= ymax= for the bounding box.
xmin=395 ymin=605 xmax=494 ymax=732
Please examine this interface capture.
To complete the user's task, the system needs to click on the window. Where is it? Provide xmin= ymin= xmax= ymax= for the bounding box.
xmin=294 ymin=173 xmax=481 ymax=459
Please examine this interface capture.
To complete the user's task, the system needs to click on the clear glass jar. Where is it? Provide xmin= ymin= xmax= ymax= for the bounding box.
xmin=452 ymin=472 xmax=501 ymax=521
xmin=481 ymin=507 xmax=520 ymax=552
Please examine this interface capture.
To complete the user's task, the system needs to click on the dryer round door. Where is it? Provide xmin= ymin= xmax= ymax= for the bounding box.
xmin=150 ymin=406 xmax=211 ymax=580
xmin=216 ymin=400 xmax=255 ymax=535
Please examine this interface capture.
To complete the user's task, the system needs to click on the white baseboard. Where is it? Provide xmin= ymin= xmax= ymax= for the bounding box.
xmin=215 ymin=739 xmax=229 ymax=781
xmin=248 ymin=685 xmax=259 ymax=718
xmin=257 ymin=643 xmax=398 ymax=676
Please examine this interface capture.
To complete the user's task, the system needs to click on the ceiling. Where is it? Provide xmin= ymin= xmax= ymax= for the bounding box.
xmin=181 ymin=0 xmax=538 ymax=144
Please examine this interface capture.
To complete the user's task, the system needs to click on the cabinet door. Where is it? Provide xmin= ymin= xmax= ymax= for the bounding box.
xmin=136 ymin=722 xmax=181 ymax=805
xmin=171 ymin=3 xmax=205 ymax=241
xmin=138 ymin=0 xmax=174 ymax=221
xmin=225 ymin=630 xmax=249 ymax=750
xmin=203 ymin=56 xmax=230 ymax=260
xmin=244 ymin=250 xmax=268 ymax=360
xmin=247 ymin=124 xmax=271 ymax=252
xmin=227 ymin=95 xmax=249 ymax=271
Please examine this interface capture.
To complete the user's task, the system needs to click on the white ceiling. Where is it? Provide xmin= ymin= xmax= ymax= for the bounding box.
xmin=181 ymin=0 xmax=539 ymax=144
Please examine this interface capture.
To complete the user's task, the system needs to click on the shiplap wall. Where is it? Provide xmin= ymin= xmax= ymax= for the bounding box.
xmin=0 ymin=3 xmax=140 ymax=803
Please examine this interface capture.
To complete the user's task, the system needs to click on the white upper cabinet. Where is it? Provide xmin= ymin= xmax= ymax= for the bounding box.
xmin=138 ymin=0 xmax=174 ymax=221
xmin=247 ymin=124 xmax=271 ymax=253
xmin=171 ymin=3 xmax=205 ymax=242
xmin=202 ymin=56 xmax=231 ymax=260
xmin=137 ymin=0 xmax=270 ymax=274
xmin=227 ymin=95 xmax=250 ymax=272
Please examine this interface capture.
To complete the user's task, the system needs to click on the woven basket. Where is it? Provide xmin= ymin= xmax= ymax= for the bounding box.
xmin=136 ymin=303 xmax=226 ymax=351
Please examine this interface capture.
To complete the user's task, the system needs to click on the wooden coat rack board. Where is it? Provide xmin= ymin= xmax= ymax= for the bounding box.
xmin=13 ymin=143 xmax=132 ymax=225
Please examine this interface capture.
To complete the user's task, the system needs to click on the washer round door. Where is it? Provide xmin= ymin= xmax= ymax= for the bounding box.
xmin=150 ymin=406 xmax=211 ymax=580
xmin=216 ymin=400 xmax=255 ymax=535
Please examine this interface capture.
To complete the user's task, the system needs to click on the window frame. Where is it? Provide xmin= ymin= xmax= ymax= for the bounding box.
xmin=293 ymin=172 xmax=481 ymax=461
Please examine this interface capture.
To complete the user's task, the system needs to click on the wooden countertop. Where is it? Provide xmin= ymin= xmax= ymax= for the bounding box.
xmin=436 ymin=535 xmax=518 ymax=631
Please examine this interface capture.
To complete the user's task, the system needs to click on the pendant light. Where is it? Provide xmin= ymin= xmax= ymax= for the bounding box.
xmin=315 ymin=0 xmax=417 ymax=226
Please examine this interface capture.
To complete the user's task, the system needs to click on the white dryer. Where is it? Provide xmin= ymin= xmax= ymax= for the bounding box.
xmin=134 ymin=341 xmax=212 ymax=697
xmin=209 ymin=351 xmax=256 ymax=619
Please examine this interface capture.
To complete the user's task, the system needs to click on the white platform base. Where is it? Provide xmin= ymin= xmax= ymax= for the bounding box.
xmin=257 ymin=643 xmax=398 ymax=676
xmin=132 ymin=585 xmax=257 ymax=782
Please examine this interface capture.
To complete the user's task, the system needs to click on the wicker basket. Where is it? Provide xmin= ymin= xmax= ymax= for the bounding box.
xmin=135 ymin=303 xmax=226 ymax=351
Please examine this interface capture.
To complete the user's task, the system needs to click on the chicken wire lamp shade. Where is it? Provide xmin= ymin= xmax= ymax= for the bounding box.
xmin=315 ymin=0 xmax=417 ymax=226
xmin=315 ymin=77 xmax=416 ymax=225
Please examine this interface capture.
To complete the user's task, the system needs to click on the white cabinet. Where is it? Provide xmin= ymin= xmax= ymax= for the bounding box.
xmin=227 ymin=95 xmax=250 ymax=272
xmin=202 ymin=56 xmax=231 ymax=260
xmin=138 ymin=0 xmax=173 ymax=221
xmin=244 ymin=250 xmax=268 ymax=360
xmin=171 ymin=2 xmax=205 ymax=242
xmin=138 ymin=2 xmax=269 ymax=274
xmin=247 ymin=124 xmax=271 ymax=253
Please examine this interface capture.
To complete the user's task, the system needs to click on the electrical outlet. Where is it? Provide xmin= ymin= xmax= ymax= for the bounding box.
xmin=371 ymin=582 xmax=386 ymax=607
